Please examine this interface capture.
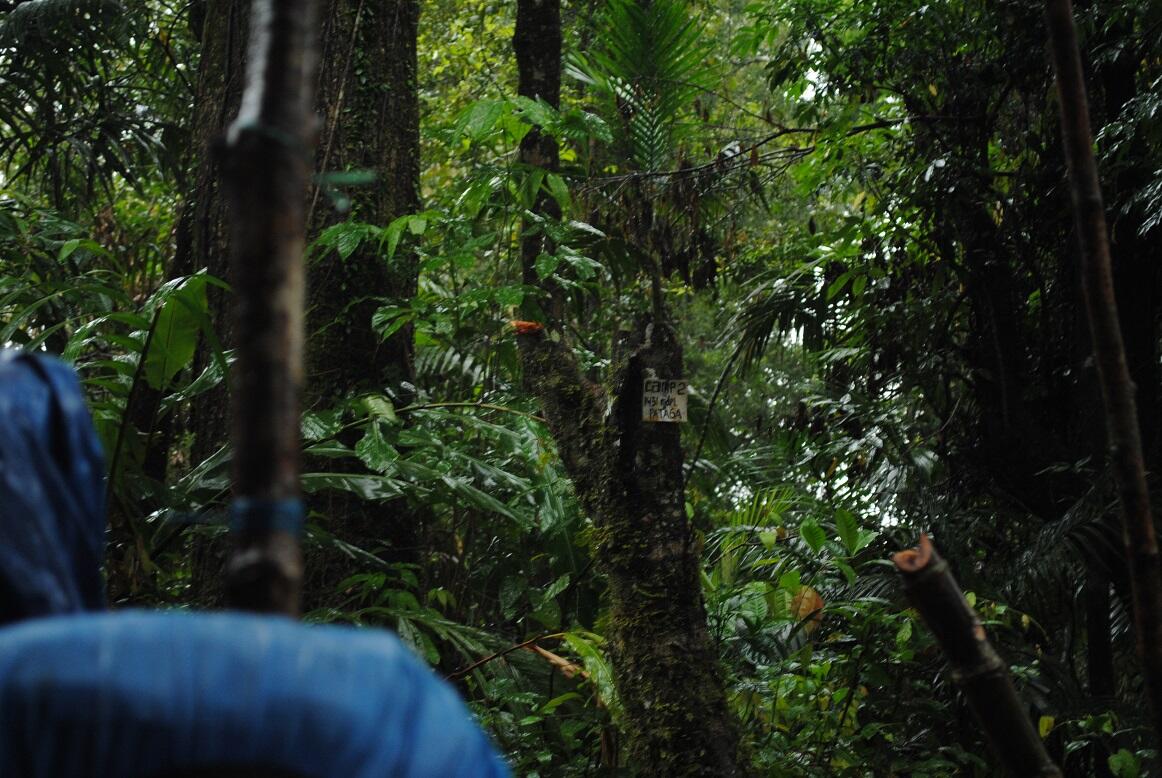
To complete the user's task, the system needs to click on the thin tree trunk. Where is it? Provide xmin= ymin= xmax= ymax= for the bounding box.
xmin=1045 ymin=0 xmax=1162 ymax=747
xmin=220 ymin=0 xmax=320 ymax=615
xmin=512 ymin=3 xmax=749 ymax=773
xmin=513 ymin=0 xmax=562 ymax=296
xmin=894 ymin=536 xmax=1062 ymax=777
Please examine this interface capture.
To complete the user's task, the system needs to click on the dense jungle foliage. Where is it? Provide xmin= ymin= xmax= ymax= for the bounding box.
xmin=2 ymin=0 xmax=1162 ymax=774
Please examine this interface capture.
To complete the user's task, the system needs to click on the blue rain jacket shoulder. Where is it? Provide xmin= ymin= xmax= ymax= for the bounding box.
xmin=0 ymin=610 xmax=510 ymax=777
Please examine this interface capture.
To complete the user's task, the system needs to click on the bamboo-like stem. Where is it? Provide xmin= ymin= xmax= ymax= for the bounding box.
xmin=894 ymin=536 xmax=1062 ymax=777
xmin=1045 ymin=0 xmax=1162 ymax=746
xmin=220 ymin=0 xmax=319 ymax=616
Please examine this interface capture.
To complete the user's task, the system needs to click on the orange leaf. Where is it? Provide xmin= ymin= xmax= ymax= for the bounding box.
xmin=791 ymin=585 xmax=825 ymax=635
xmin=510 ymin=320 xmax=544 ymax=336
xmin=525 ymin=643 xmax=586 ymax=680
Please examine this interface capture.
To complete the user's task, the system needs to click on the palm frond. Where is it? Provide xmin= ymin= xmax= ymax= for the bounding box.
xmin=566 ymin=0 xmax=712 ymax=172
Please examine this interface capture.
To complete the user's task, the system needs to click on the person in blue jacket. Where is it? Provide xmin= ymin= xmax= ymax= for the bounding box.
xmin=0 ymin=352 xmax=510 ymax=778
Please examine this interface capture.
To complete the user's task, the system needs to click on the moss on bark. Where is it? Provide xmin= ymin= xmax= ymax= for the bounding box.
xmin=519 ymin=318 xmax=751 ymax=776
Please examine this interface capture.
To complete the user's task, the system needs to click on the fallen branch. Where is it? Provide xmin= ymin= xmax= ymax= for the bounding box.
xmin=525 ymin=643 xmax=587 ymax=680
xmin=894 ymin=535 xmax=1062 ymax=777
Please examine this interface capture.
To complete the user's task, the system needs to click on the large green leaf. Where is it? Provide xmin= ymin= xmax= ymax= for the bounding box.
xmin=141 ymin=275 xmax=208 ymax=391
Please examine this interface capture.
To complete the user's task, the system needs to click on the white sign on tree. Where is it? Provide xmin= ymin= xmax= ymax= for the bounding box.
xmin=642 ymin=378 xmax=687 ymax=423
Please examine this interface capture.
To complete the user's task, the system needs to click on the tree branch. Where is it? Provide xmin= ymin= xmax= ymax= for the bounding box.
xmin=894 ymin=536 xmax=1062 ymax=777
xmin=1045 ymin=0 xmax=1162 ymax=748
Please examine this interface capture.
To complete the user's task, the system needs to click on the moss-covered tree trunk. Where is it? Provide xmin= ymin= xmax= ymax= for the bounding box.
xmin=513 ymin=1 xmax=748 ymax=773
xmin=518 ymin=322 xmax=748 ymax=775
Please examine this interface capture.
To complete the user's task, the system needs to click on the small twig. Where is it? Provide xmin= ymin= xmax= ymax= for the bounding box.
xmin=447 ymin=632 xmax=565 ymax=680
xmin=686 ymin=346 xmax=740 ymax=487
xmin=395 ymin=401 xmax=546 ymax=424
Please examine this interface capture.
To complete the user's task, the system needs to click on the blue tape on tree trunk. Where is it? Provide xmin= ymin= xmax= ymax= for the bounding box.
xmin=230 ymin=497 xmax=306 ymax=535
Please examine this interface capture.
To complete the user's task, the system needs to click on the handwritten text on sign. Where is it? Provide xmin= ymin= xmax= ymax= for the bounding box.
xmin=642 ymin=379 xmax=687 ymax=423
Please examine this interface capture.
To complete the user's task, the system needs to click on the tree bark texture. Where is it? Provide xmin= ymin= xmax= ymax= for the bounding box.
xmin=894 ymin=536 xmax=1062 ymax=777
xmin=220 ymin=0 xmax=320 ymax=615
xmin=306 ymin=0 xmax=420 ymax=406
xmin=519 ymin=324 xmax=749 ymax=776
xmin=513 ymin=0 xmax=563 ymax=311
xmin=176 ymin=0 xmax=250 ymax=468
xmin=299 ymin=0 xmax=423 ymax=600
xmin=1045 ymin=0 xmax=1162 ymax=747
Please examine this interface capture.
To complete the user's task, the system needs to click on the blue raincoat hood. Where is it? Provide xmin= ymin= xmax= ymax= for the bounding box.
xmin=0 ymin=351 xmax=105 ymax=624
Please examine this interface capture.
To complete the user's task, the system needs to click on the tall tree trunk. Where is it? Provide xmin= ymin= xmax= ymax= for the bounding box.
xmin=513 ymin=2 xmax=749 ymax=774
xmin=518 ymin=324 xmax=749 ymax=776
xmin=180 ymin=0 xmax=421 ymax=446
xmin=173 ymin=0 xmax=249 ymax=607
xmin=178 ymin=0 xmax=423 ymax=603
xmin=513 ymin=0 xmax=562 ymax=299
xmin=1046 ymin=0 xmax=1162 ymax=748
xmin=175 ymin=0 xmax=249 ymax=468
xmin=306 ymin=0 xmax=420 ymax=405
xmin=300 ymin=0 xmax=423 ymax=595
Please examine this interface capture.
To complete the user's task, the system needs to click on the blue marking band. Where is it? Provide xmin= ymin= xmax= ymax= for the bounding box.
xmin=229 ymin=498 xmax=305 ymax=535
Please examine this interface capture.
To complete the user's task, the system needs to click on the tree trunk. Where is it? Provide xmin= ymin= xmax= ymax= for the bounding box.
xmin=306 ymin=0 xmax=420 ymax=406
xmin=178 ymin=0 xmax=423 ymax=603
xmin=513 ymin=3 xmax=748 ymax=773
xmin=175 ymin=0 xmax=250 ymax=468
xmin=513 ymin=0 xmax=561 ymax=298
xmin=519 ymin=323 xmax=749 ymax=776
xmin=173 ymin=0 xmax=250 ymax=608
xmin=299 ymin=0 xmax=423 ymax=598
xmin=181 ymin=0 xmax=421 ymax=431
